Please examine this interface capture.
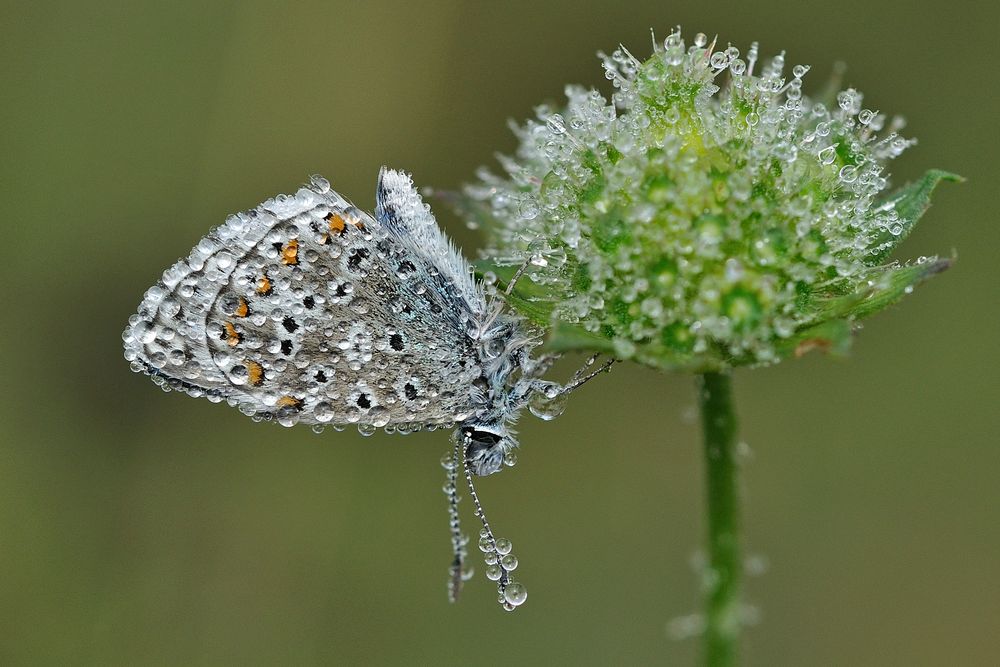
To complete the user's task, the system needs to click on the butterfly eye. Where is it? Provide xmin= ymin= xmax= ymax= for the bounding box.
xmin=463 ymin=429 xmax=505 ymax=477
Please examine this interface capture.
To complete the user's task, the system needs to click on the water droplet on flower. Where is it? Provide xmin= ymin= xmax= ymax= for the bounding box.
xmin=838 ymin=165 xmax=858 ymax=183
xmin=817 ymin=145 xmax=837 ymax=165
xmin=546 ymin=113 xmax=567 ymax=135
xmin=518 ymin=197 xmax=540 ymax=220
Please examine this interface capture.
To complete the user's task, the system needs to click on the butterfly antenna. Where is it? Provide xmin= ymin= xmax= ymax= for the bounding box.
xmin=445 ymin=433 xmax=467 ymax=603
xmin=461 ymin=435 xmax=527 ymax=611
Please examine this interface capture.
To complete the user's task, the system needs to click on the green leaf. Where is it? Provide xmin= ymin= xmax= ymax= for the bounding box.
xmin=807 ymin=287 xmax=874 ymax=322
xmin=806 ymin=255 xmax=951 ymax=324
xmin=472 ymin=260 xmax=559 ymax=327
xmin=544 ymin=322 xmax=617 ymax=355
xmin=866 ymin=170 xmax=962 ymax=264
xmin=848 ymin=256 xmax=953 ymax=320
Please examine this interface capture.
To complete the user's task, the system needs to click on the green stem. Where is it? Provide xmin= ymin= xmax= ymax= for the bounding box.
xmin=698 ymin=371 xmax=741 ymax=667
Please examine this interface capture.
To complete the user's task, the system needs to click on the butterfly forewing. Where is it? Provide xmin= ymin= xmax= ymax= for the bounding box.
xmin=124 ymin=175 xmax=487 ymax=428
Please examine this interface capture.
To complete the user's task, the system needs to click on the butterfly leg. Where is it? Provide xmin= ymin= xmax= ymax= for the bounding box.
xmin=504 ymin=259 xmax=532 ymax=296
xmin=509 ymin=355 xmax=616 ymax=410
xmin=521 ymin=351 xmax=562 ymax=379
xmin=562 ymin=354 xmax=616 ymax=394
xmin=444 ymin=432 xmax=468 ymax=603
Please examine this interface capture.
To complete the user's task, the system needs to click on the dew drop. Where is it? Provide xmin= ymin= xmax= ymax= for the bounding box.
xmin=545 ymin=113 xmax=567 ymax=135
xmin=838 ymin=165 xmax=858 ymax=183
xmin=528 ymin=389 xmax=568 ymax=421
xmin=310 ymin=175 xmax=331 ymax=193
xmin=503 ymin=582 xmax=527 ymax=606
xmin=518 ymin=197 xmax=540 ymax=220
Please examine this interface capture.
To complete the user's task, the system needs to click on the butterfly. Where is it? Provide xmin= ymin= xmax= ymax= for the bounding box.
xmin=122 ymin=168 xmax=612 ymax=610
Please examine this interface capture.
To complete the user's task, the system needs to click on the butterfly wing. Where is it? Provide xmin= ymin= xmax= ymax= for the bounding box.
xmin=375 ymin=167 xmax=486 ymax=320
xmin=123 ymin=173 xmax=488 ymax=428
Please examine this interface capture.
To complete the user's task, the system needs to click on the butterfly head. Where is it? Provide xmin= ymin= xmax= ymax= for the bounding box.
xmin=461 ymin=424 xmax=515 ymax=476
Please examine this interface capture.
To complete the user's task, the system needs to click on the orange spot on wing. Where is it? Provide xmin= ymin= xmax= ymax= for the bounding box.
xmin=223 ymin=322 xmax=241 ymax=346
xmin=245 ymin=360 xmax=264 ymax=386
xmin=276 ymin=395 xmax=302 ymax=410
xmin=281 ymin=239 xmax=299 ymax=265
xmin=256 ymin=274 xmax=272 ymax=296
xmin=325 ymin=212 xmax=364 ymax=236
xmin=234 ymin=297 xmax=249 ymax=318
xmin=326 ymin=212 xmax=347 ymax=234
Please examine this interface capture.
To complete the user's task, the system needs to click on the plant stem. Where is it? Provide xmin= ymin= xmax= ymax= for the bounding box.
xmin=698 ymin=371 xmax=741 ymax=667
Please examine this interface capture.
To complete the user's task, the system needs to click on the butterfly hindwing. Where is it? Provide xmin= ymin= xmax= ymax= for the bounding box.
xmin=124 ymin=174 xmax=487 ymax=428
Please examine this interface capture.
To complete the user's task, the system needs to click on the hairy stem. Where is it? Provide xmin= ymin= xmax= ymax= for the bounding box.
xmin=698 ymin=371 xmax=741 ymax=667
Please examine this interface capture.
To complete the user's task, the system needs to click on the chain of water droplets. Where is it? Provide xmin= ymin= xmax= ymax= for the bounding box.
xmin=443 ymin=434 xmax=470 ymax=603
xmin=459 ymin=435 xmax=528 ymax=611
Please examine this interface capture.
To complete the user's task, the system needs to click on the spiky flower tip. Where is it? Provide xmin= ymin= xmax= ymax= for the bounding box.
xmin=457 ymin=29 xmax=958 ymax=371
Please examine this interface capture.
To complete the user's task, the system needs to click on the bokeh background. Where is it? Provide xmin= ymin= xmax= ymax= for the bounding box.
xmin=2 ymin=1 xmax=997 ymax=665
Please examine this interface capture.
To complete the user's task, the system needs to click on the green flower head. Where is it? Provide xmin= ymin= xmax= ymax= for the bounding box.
xmin=458 ymin=29 xmax=957 ymax=372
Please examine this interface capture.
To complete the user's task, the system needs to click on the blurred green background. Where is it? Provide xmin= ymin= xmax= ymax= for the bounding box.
xmin=2 ymin=1 xmax=997 ymax=665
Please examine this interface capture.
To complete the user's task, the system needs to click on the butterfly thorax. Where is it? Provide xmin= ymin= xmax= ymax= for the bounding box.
xmin=458 ymin=307 xmax=542 ymax=476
